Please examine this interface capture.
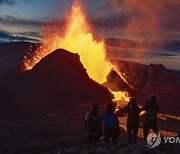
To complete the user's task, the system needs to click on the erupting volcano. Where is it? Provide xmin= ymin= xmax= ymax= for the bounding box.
xmin=0 ymin=0 xmax=180 ymax=153
xmin=24 ymin=2 xmax=130 ymax=101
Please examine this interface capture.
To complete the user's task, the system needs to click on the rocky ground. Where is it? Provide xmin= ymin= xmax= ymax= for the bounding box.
xmin=57 ymin=142 xmax=180 ymax=154
xmin=0 ymin=100 xmax=179 ymax=153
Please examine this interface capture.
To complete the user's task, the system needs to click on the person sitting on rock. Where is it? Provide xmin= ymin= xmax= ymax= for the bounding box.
xmin=102 ymin=103 xmax=120 ymax=145
xmin=85 ymin=103 xmax=102 ymax=143
xmin=124 ymin=98 xmax=141 ymax=144
xmin=142 ymin=94 xmax=160 ymax=141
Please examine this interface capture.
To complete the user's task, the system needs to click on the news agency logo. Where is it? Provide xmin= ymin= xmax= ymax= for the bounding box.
xmin=147 ymin=132 xmax=161 ymax=148
xmin=147 ymin=132 xmax=180 ymax=148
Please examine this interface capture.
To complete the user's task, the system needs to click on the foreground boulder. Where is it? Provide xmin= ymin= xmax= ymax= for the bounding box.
xmin=0 ymin=49 xmax=112 ymax=118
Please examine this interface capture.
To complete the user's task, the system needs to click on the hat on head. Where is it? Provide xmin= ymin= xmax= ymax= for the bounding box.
xmin=91 ymin=103 xmax=98 ymax=110
xmin=150 ymin=94 xmax=156 ymax=100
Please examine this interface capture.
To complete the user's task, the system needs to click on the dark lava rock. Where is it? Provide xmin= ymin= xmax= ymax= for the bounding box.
xmin=0 ymin=49 xmax=112 ymax=118
xmin=104 ymin=69 xmax=135 ymax=96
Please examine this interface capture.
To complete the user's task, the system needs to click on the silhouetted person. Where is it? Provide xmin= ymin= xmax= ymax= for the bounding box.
xmin=142 ymin=94 xmax=160 ymax=141
xmin=85 ymin=103 xmax=102 ymax=142
xmin=125 ymin=98 xmax=141 ymax=144
xmin=102 ymin=103 xmax=120 ymax=145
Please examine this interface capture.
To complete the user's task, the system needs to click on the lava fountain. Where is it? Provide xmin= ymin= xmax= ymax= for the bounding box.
xmin=24 ymin=2 xmax=130 ymax=101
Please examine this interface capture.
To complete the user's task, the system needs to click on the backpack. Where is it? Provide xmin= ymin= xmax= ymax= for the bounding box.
xmin=85 ymin=112 xmax=97 ymax=133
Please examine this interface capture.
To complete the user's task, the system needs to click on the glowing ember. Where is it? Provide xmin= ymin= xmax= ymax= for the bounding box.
xmin=139 ymin=110 xmax=146 ymax=116
xmin=24 ymin=2 xmax=130 ymax=101
xmin=112 ymin=91 xmax=130 ymax=102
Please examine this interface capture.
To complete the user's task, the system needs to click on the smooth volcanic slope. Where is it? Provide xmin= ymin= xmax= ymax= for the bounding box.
xmin=0 ymin=49 xmax=112 ymax=118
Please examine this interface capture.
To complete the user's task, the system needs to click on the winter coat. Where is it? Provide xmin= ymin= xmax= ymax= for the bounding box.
xmin=125 ymin=103 xmax=140 ymax=129
xmin=142 ymin=99 xmax=160 ymax=124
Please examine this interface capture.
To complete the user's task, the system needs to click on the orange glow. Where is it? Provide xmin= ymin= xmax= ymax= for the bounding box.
xmin=112 ymin=91 xmax=130 ymax=102
xmin=139 ymin=110 xmax=146 ymax=116
xmin=24 ymin=3 xmax=112 ymax=83
xmin=24 ymin=2 xmax=130 ymax=101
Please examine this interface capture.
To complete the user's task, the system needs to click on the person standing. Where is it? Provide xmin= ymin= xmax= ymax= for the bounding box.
xmin=85 ymin=103 xmax=102 ymax=142
xmin=102 ymin=103 xmax=120 ymax=145
xmin=125 ymin=98 xmax=141 ymax=144
xmin=142 ymin=94 xmax=160 ymax=141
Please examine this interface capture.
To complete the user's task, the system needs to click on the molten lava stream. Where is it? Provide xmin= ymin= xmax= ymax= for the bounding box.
xmin=24 ymin=1 xmax=130 ymax=102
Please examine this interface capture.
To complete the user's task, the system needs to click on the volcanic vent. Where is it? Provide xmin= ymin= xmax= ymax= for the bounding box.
xmin=24 ymin=1 xmax=131 ymax=101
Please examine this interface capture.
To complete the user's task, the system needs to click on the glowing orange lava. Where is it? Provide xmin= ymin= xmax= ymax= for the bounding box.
xmin=24 ymin=2 xmax=130 ymax=102
xmin=24 ymin=3 xmax=112 ymax=83
xmin=112 ymin=91 xmax=130 ymax=102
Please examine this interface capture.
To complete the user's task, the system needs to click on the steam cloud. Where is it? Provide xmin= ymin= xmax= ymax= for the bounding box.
xmin=108 ymin=0 xmax=180 ymax=39
xmin=106 ymin=0 xmax=180 ymax=62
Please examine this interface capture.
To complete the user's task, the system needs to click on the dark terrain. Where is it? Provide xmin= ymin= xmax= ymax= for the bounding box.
xmin=0 ymin=48 xmax=112 ymax=118
xmin=0 ymin=42 xmax=179 ymax=153
xmin=109 ymin=59 xmax=180 ymax=116
xmin=0 ymin=42 xmax=39 ymax=80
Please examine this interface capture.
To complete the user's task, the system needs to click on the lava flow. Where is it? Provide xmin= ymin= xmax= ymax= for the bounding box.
xmin=24 ymin=2 xmax=130 ymax=102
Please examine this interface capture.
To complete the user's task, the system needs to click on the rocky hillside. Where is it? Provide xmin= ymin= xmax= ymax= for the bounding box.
xmin=107 ymin=59 xmax=180 ymax=115
xmin=0 ymin=49 xmax=112 ymax=118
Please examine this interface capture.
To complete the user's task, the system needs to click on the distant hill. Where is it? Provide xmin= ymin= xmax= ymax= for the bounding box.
xmin=0 ymin=42 xmax=39 ymax=79
xmin=108 ymin=59 xmax=180 ymax=115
